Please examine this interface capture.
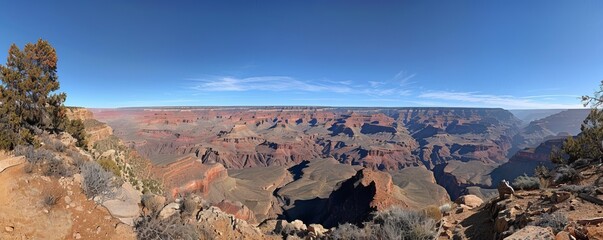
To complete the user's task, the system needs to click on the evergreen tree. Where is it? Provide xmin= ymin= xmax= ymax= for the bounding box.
xmin=0 ymin=39 xmax=67 ymax=149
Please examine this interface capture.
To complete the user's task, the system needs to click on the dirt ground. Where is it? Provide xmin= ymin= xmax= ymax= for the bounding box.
xmin=0 ymin=157 xmax=136 ymax=240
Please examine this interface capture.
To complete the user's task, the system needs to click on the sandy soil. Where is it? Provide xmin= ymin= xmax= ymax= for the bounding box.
xmin=0 ymin=157 xmax=136 ymax=240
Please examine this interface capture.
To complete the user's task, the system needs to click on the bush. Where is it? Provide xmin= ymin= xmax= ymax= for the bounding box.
xmin=439 ymin=203 xmax=452 ymax=215
xmin=141 ymin=193 xmax=166 ymax=215
xmin=23 ymin=162 xmax=34 ymax=174
xmin=134 ymin=215 xmax=198 ymax=240
xmin=181 ymin=195 xmax=199 ymax=216
xmin=41 ymin=135 xmax=65 ymax=152
xmin=330 ymin=223 xmax=369 ymax=240
xmin=512 ymin=174 xmax=541 ymax=190
xmin=559 ymin=184 xmax=595 ymax=194
xmin=559 ymin=109 xmax=603 ymax=164
xmin=14 ymin=145 xmax=52 ymax=165
xmin=98 ymin=158 xmax=121 ymax=177
xmin=533 ymin=213 xmax=568 ymax=234
xmin=371 ymin=208 xmax=440 ymax=240
xmin=552 ymin=166 xmax=580 ymax=184
xmin=43 ymin=155 xmax=70 ymax=177
xmin=42 ymin=188 xmax=62 ymax=208
xmin=67 ymin=149 xmax=88 ymax=168
xmin=65 ymin=119 xmax=87 ymax=149
xmin=422 ymin=205 xmax=443 ymax=221
xmin=80 ymin=161 xmax=116 ymax=200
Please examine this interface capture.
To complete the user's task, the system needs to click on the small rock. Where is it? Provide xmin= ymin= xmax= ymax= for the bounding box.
xmin=551 ymin=191 xmax=571 ymax=203
xmin=64 ymin=196 xmax=72 ymax=204
xmin=5 ymin=226 xmax=14 ymax=232
xmin=96 ymin=226 xmax=101 ymax=234
xmin=74 ymin=232 xmax=82 ymax=239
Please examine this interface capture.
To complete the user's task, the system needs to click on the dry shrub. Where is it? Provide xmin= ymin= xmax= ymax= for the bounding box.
xmin=23 ymin=162 xmax=34 ymax=174
xmin=42 ymin=188 xmax=62 ymax=208
xmin=439 ymin=203 xmax=452 ymax=215
xmin=43 ymin=155 xmax=70 ymax=177
xmin=422 ymin=205 xmax=443 ymax=221
xmin=330 ymin=223 xmax=369 ymax=240
xmin=372 ymin=207 xmax=440 ymax=240
xmin=533 ymin=213 xmax=568 ymax=234
xmin=80 ymin=161 xmax=116 ymax=200
xmin=512 ymin=174 xmax=540 ymax=190
xmin=141 ymin=193 xmax=166 ymax=215
xmin=134 ymin=215 xmax=198 ymax=240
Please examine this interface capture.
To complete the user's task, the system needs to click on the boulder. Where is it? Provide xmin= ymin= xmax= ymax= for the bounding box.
xmin=288 ymin=220 xmax=307 ymax=232
xmin=158 ymin=202 xmax=180 ymax=219
xmin=505 ymin=226 xmax=555 ymax=240
xmin=455 ymin=194 xmax=483 ymax=208
xmin=101 ymin=182 xmax=142 ymax=226
xmin=555 ymin=231 xmax=572 ymax=240
xmin=308 ymin=224 xmax=327 ymax=237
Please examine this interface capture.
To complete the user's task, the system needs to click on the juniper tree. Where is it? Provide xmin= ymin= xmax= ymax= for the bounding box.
xmin=0 ymin=39 xmax=67 ymax=149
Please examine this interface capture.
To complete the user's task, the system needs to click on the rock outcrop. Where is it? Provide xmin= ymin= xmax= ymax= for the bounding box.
xmin=504 ymin=226 xmax=555 ymax=240
xmin=195 ymin=206 xmax=279 ymax=240
xmin=101 ymin=182 xmax=142 ymax=226
xmin=321 ymin=168 xmax=409 ymax=227
xmin=92 ymin=107 xmax=522 ymax=172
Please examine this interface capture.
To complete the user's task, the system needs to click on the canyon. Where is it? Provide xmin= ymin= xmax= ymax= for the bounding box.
xmin=90 ymin=107 xmax=589 ymax=224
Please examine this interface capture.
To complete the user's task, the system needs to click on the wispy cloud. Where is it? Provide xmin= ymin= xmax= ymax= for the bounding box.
xmin=418 ymin=91 xmax=583 ymax=109
xmin=189 ymin=76 xmax=354 ymax=93
xmin=188 ymin=72 xmax=415 ymax=97
xmin=116 ymin=99 xmax=201 ymax=107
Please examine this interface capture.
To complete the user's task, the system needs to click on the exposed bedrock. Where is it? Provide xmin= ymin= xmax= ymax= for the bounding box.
xmin=93 ymin=107 xmax=523 ymax=172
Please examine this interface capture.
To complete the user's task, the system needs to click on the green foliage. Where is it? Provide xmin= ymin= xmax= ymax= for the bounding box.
xmin=560 ymin=109 xmax=603 ymax=164
xmin=65 ymin=119 xmax=88 ymax=149
xmin=93 ymin=135 xmax=122 ymax=153
xmin=0 ymin=39 xmax=68 ymax=150
xmin=98 ymin=158 xmax=121 ymax=177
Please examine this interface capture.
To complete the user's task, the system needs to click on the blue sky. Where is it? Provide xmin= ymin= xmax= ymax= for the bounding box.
xmin=1 ymin=1 xmax=602 ymax=109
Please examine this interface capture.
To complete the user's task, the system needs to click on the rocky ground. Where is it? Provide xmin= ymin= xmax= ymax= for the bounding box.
xmin=0 ymin=153 xmax=136 ymax=240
